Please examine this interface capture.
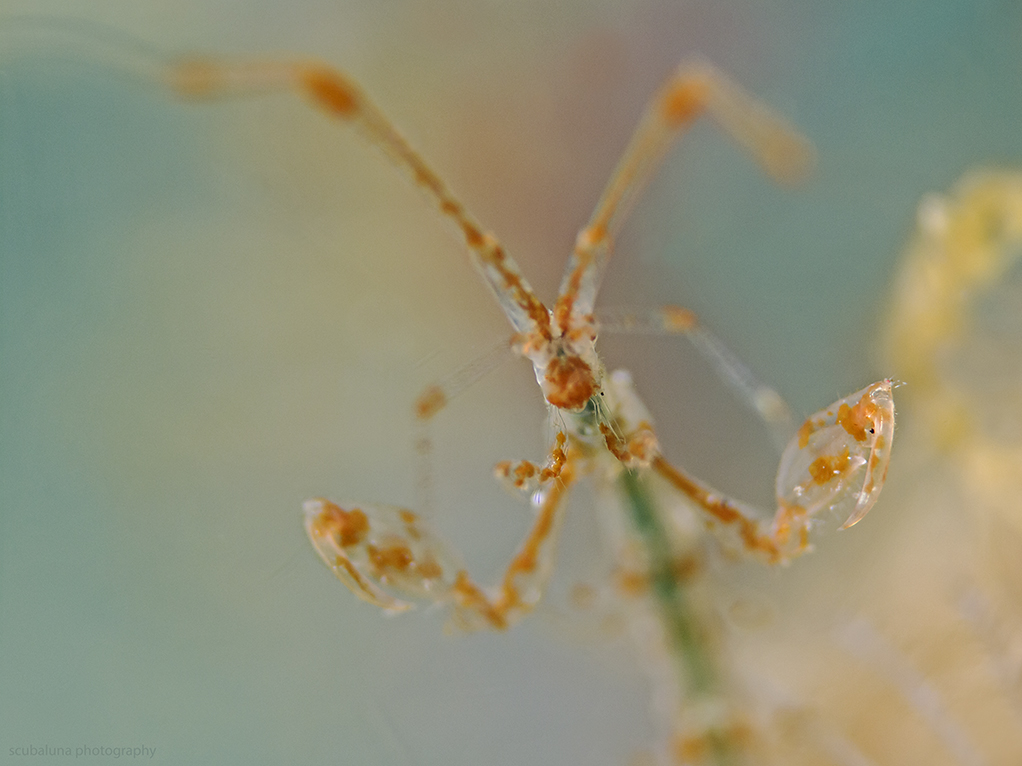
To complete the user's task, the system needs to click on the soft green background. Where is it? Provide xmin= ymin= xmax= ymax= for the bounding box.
xmin=2 ymin=2 xmax=1021 ymax=764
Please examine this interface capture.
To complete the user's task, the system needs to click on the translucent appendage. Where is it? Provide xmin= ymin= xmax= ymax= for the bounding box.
xmin=303 ymin=498 xmax=460 ymax=614
xmin=776 ymin=380 xmax=895 ymax=530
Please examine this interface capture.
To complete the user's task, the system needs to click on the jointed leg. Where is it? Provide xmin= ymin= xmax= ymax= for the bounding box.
xmin=494 ymin=432 xmax=568 ymax=494
xmin=304 ymin=437 xmax=578 ymax=631
xmin=654 ymin=380 xmax=894 ymax=562
xmin=651 ymin=455 xmax=802 ymax=564
xmin=167 ymin=57 xmax=552 ymax=338
xmin=409 ymin=338 xmax=516 ymax=516
xmin=598 ymin=305 xmax=795 ymax=448
xmin=593 ymin=386 xmax=793 ymax=562
xmin=450 ymin=447 xmax=577 ymax=631
xmin=554 ymin=61 xmax=814 ymax=332
xmin=597 ymin=374 xmax=894 ymax=563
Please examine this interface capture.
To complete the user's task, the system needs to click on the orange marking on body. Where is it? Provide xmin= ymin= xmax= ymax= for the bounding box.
xmin=440 ymin=199 xmax=461 ymax=216
xmin=416 ymin=558 xmax=443 ymax=580
xmin=582 ymin=224 xmax=607 ymax=248
xmin=540 ymin=432 xmax=568 ymax=481
xmin=512 ymin=461 xmax=537 ymax=487
xmin=300 ymin=66 xmax=360 ymax=117
xmin=807 ymin=447 xmax=850 ymax=485
xmin=313 ymin=500 xmax=370 ymax=548
xmin=461 ymin=222 xmax=484 ymax=247
xmin=412 ymin=167 xmax=444 ymax=198
xmin=496 ymin=458 xmax=575 ymax=613
xmin=462 ymin=234 xmax=551 ymax=337
xmin=796 ymin=418 xmax=819 ymax=450
xmin=415 ymin=385 xmax=447 ymax=421
xmin=452 ymin=571 xmax=506 ymax=630
xmin=652 ymin=456 xmax=785 ymax=562
xmin=500 ymin=488 xmax=554 ymax=584
xmin=399 ymin=509 xmax=422 ymax=540
xmin=488 ymin=241 xmax=508 ymax=263
xmin=554 ymin=226 xmax=605 ymax=332
xmin=544 ymin=356 xmax=597 ymax=410
xmin=627 ymin=422 xmax=658 ymax=462
xmin=450 ymin=456 xmax=576 ymax=631
xmin=772 ymin=502 xmax=807 ymax=550
xmin=661 ymin=305 xmax=698 ymax=331
xmin=367 ymin=544 xmax=414 ymax=573
xmin=661 ymin=76 xmax=710 ymax=125
xmin=776 ymin=502 xmax=809 ymax=553
xmin=603 ymin=422 xmax=658 ymax=465
xmin=495 ymin=269 xmax=551 ymax=335
xmin=565 ymin=320 xmax=597 ymax=343
xmin=836 ymin=392 xmax=879 ymax=442
xmin=600 ymin=423 xmax=631 ymax=462
xmin=339 ymin=509 xmax=370 ymax=547
xmin=553 ymin=293 xmax=576 ymax=334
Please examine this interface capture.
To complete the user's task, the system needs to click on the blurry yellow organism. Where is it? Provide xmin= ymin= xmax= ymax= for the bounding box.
xmin=887 ymin=171 xmax=1022 ymax=570
xmin=887 ymin=169 xmax=1022 ymax=642
xmin=845 ymin=171 xmax=1022 ymax=766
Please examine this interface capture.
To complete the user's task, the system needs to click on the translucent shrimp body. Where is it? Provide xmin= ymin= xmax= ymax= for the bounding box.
xmin=83 ymin=40 xmax=894 ymax=765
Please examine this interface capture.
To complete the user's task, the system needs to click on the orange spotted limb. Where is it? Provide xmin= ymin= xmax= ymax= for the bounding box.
xmin=495 ymin=432 xmax=568 ymax=495
xmin=304 ymin=440 xmax=578 ymax=631
xmin=165 ymin=56 xmax=550 ymax=338
xmin=554 ymin=60 xmax=815 ymax=332
xmin=652 ymin=380 xmax=895 ymax=562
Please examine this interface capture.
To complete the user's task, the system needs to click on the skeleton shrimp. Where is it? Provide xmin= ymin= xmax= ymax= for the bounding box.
xmin=29 ymin=25 xmax=896 ymax=764
xmin=269 ymin=57 xmax=895 ymax=763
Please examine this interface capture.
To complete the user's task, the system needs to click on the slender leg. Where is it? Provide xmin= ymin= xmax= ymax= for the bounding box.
xmin=450 ymin=447 xmax=577 ymax=631
xmin=304 ymin=439 xmax=578 ymax=631
xmin=600 ymin=378 xmax=895 ymax=563
xmin=165 ymin=57 xmax=552 ymax=338
xmin=651 ymin=455 xmax=799 ymax=564
xmin=411 ymin=338 xmax=513 ymax=514
xmin=598 ymin=305 xmax=795 ymax=448
xmin=412 ymin=338 xmax=514 ymax=423
xmin=554 ymin=60 xmax=814 ymax=334
xmin=688 ymin=380 xmax=892 ymax=559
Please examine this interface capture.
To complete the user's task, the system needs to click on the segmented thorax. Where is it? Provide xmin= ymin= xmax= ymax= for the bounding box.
xmin=517 ymin=312 xmax=604 ymax=414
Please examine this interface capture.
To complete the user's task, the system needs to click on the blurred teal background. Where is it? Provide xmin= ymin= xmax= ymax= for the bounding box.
xmin=2 ymin=1 xmax=1021 ymax=764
